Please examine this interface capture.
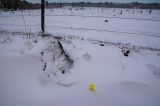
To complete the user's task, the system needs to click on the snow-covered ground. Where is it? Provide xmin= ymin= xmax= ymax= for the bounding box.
xmin=0 ymin=7 xmax=160 ymax=106
xmin=0 ymin=7 xmax=160 ymax=47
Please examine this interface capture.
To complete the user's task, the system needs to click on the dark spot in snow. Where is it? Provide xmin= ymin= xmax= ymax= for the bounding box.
xmin=43 ymin=63 xmax=47 ymax=71
xmin=100 ymin=44 xmax=104 ymax=46
xmin=40 ymin=51 xmax=44 ymax=56
xmin=105 ymin=20 xmax=108 ymax=22
xmin=124 ymin=50 xmax=130 ymax=57
xmin=81 ymin=38 xmax=84 ymax=40
xmin=62 ymin=70 xmax=65 ymax=74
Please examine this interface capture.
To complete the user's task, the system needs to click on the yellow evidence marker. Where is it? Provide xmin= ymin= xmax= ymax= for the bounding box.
xmin=89 ymin=83 xmax=96 ymax=92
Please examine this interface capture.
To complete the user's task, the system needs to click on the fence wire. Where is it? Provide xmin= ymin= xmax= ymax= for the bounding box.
xmin=0 ymin=23 xmax=160 ymax=38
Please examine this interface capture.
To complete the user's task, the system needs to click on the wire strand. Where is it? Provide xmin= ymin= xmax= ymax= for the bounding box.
xmin=0 ymin=14 xmax=160 ymax=21
xmin=0 ymin=23 xmax=160 ymax=38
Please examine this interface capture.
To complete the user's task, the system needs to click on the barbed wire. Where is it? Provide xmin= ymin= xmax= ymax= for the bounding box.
xmin=0 ymin=23 xmax=160 ymax=38
xmin=0 ymin=23 xmax=40 ymax=26
xmin=0 ymin=14 xmax=160 ymax=21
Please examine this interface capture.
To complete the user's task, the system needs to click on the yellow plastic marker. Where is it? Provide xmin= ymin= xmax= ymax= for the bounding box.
xmin=89 ymin=83 xmax=96 ymax=92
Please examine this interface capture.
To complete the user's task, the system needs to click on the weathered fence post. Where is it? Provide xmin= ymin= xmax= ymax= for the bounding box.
xmin=41 ymin=0 xmax=45 ymax=34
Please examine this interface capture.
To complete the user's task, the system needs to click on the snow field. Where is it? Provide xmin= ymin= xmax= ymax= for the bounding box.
xmin=0 ymin=7 xmax=160 ymax=106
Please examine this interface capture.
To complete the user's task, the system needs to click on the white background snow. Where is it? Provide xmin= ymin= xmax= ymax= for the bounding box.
xmin=0 ymin=7 xmax=160 ymax=106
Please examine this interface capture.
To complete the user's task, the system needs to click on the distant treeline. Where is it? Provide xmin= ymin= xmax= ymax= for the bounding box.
xmin=48 ymin=2 xmax=160 ymax=9
xmin=0 ymin=0 xmax=33 ymax=10
xmin=0 ymin=0 xmax=160 ymax=10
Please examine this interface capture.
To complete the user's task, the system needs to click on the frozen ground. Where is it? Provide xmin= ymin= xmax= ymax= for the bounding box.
xmin=0 ymin=7 xmax=160 ymax=106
